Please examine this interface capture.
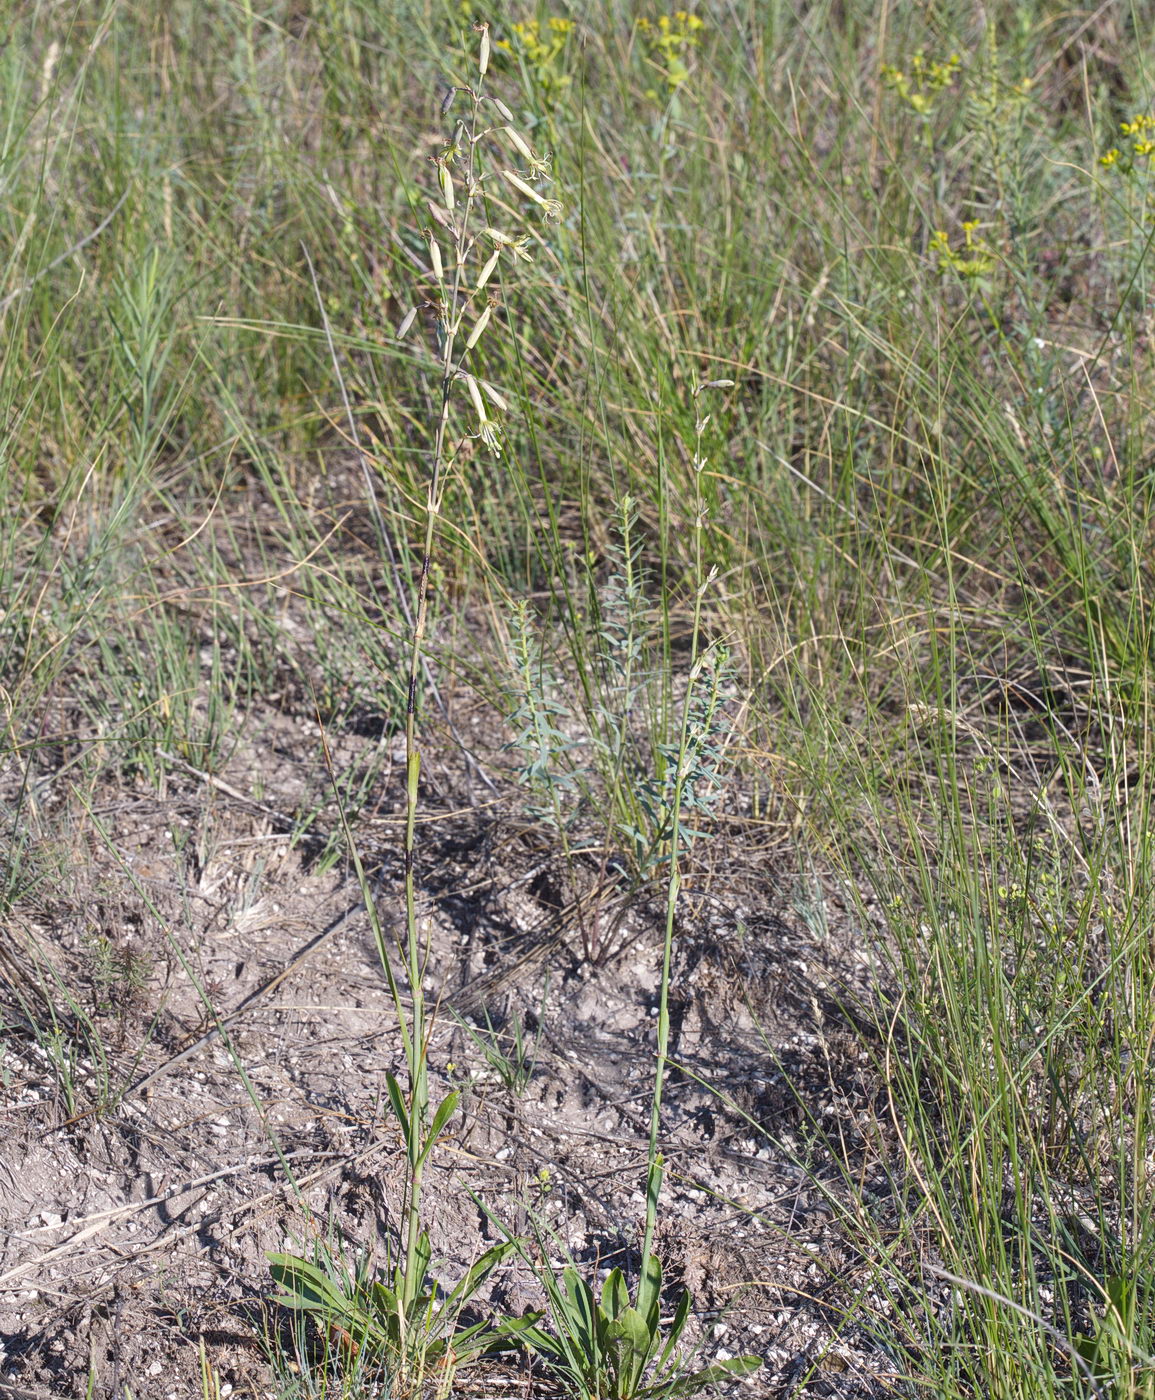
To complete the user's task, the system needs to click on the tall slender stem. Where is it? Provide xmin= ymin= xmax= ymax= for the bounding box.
xmin=640 ymin=396 xmax=713 ymax=1277
xmin=399 ymin=78 xmax=484 ymax=1307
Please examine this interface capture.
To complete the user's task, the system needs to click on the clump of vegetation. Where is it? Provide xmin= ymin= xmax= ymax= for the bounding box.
xmin=3 ymin=2 xmax=1155 ymax=1398
xmin=267 ymin=25 xmax=756 ymax=1398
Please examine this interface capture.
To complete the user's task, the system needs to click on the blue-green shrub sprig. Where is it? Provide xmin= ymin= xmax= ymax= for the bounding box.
xmin=628 ymin=644 xmax=732 ymax=874
xmin=505 ymin=597 xmax=583 ymax=818
xmin=502 ymin=494 xmax=664 ymax=857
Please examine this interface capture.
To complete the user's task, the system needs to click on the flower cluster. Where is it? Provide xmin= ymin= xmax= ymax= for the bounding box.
xmin=929 ymin=220 xmax=995 ymax=280
xmin=399 ymin=30 xmax=563 ymax=459
xmin=881 ymin=51 xmax=962 ymax=116
xmin=496 ymin=17 xmax=575 ymax=104
xmin=637 ymin=10 xmax=704 ymax=98
xmin=1100 ymin=113 xmax=1155 ymax=171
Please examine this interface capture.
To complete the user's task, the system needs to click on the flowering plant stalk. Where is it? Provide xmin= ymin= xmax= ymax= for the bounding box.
xmin=270 ymin=25 xmax=562 ymax=1390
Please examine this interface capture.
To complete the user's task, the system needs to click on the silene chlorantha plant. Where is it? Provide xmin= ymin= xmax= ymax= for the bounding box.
xmin=269 ymin=21 xmax=556 ymax=1395
xmin=269 ymin=20 xmax=761 ymax=1400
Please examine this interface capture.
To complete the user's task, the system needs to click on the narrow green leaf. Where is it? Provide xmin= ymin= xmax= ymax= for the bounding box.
xmin=369 ymin=1280 xmax=400 ymax=1316
xmin=385 ymin=1072 xmax=410 ymax=1146
xmin=606 ymin=1306 xmax=653 ymax=1390
xmin=445 ymin=1239 xmax=516 ymax=1311
xmin=268 ymin=1254 xmax=353 ymax=1320
xmin=412 ymin=1230 xmax=433 ymax=1296
xmin=494 ymin=1316 xmax=558 ymax=1356
xmin=654 ymin=1288 xmax=691 ymax=1372
xmin=561 ymin=1266 xmax=598 ymax=1354
xmin=451 ymin=1307 xmax=543 ymax=1358
xmin=415 ymin=1088 xmax=461 ymax=1170
xmin=644 ymin=1155 xmax=664 ymax=1229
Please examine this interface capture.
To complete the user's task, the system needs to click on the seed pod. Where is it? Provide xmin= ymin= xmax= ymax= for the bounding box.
xmin=439 ymin=162 xmax=455 ymax=212
xmin=476 ymin=248 xmax=501 ymax=291
xmin=429 ymin=236 xmax=443 ymax=281
xmin=465 ymin=303 xmax=493 ymax=350
xmin=396 ymin=306 xmax=419 ymax=339
xmin=502 ymin=169 xmax=543 ymax=204
xmin=480 ymin=379 xmax=509 ymax=412
xmin=465 ymin=373 xmax=487 ymax=423
xmin=503 ymin=125 xmax=537 ymax=164
xmin=427 ymin=199 xmax=455 ymax=230
xmin=479 ymin=23 xmax=491 ymax=77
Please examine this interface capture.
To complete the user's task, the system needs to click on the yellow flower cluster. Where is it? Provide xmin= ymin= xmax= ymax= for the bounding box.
xmin=638 ymin=10 xmax=704 ymax=97
xmin=497 ymin=17 xmax=575 ymax=103
xmin=1100 ymin=113 xmax=1155 ymax=170
xmin=929 ymin=220 xmax=995 ymax=280
xmin=881 ymin=51 xmax=962 ymax=116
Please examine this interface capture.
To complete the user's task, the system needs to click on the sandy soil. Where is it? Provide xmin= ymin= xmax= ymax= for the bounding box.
xmin=0 ymin=658 xmax=903 ymax=1399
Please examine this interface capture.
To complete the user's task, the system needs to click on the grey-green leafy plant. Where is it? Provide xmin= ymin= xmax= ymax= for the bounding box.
xmin=506 ymin=594 xmax=583 ymax=820
xmin=107 ymin=245 xmax=186 ymax=479
xmin=504 ymin=487 xmax=735 ymax=964
xmin=503 ymin=495 xmax=663 ymax=865
xmin=627 ymin=643 xmax=733 ymax=872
